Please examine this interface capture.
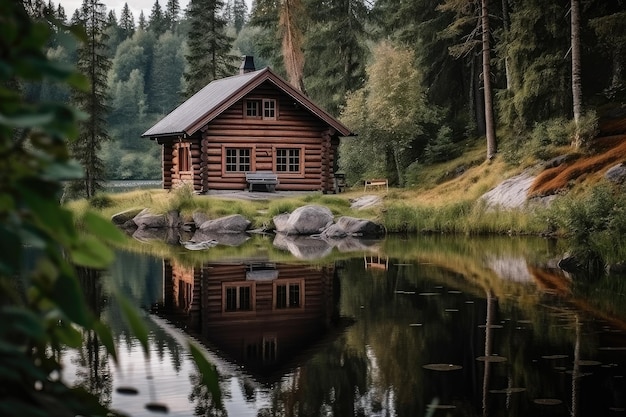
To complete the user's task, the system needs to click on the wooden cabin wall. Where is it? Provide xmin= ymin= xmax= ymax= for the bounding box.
xmin=202 ymin=83 xmax=339 ymax=193
xmin=167 ymin=140 xmax=203 ymax=192
xmin=196 ymin=263 xmax=336 ymax=366
xmin=163 ymin=142 xmax=173 ymax=189
xmin=198 ymin=263 xmax=333 ymax=321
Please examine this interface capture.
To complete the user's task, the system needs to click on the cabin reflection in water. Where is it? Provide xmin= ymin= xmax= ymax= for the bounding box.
xmin=160 ymin=259 xmax=343 ymax=381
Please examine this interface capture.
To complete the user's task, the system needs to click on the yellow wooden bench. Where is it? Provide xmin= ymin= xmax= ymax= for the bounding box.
xmin=364 ymin=178 xmax=388 ymax=192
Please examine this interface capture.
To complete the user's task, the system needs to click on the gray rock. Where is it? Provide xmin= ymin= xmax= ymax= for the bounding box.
xmin=166 ymin=210 xmax=183 ymax=229
xmin=190 ymin=230 xmax=250 ymax=246
xmin=605 ymin=163 xmax=626 ymax=185
xmin=133 ymin=208 xmax=167 ymax=229
xmin=111 ymin=207 xmax=143 ymax=226
xmin=197 ymin=214 xmax=251 ymax=233
xmin=350 ymin=195 xmax=382 ymax=210
xmin=192 ymin=211 xmax=211 ymax=227
xmin=336 ymin=216 xmax=385 ymax=237
xmin=480 ymin=171 xmax=535 ymax=209
xmin=273 ymin=233 xmax=333 ymax=259
xmin=273 ymin=205 xmax=334 ymax=235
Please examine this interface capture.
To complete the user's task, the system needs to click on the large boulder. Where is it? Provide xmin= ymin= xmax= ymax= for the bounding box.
xmin=479 ymin=171 xmax=535 ymax=209
xmin=111 ymin=207 xmax=143 ymax=226
xmin=322 ymin=216 xmax=385 ymax=239
xmin=197 ymin=214 xmax=250 ymax=233
xmin=605 ymin=163 xmax=626 ymax=185
xmin=190 ymin=229 xmax=250 ymax=246
xmin=273 ymin=234 xmax=333 ymax=259
xmin=133 ymin=208 xmax=167 ymax=229
xmin=273 ymin=205 xmax=334 ymax=235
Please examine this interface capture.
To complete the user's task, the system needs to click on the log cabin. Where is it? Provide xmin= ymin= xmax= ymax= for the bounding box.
xmin=142 ymin=56 xmax=355 ymax=193
xmin=161 ymin=259 xmax=346 ymax=381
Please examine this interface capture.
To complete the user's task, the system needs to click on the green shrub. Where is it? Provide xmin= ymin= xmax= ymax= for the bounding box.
xmin=89 ymin=193 xmax=114 ymax=209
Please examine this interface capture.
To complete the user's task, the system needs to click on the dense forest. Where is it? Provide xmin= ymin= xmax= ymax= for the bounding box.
xmin=25 ymin=0 xmax=626 ymax=188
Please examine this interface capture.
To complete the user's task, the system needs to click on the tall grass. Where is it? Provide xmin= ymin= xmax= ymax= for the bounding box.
xmin=382 ymin=199 xmax=545 ymax=235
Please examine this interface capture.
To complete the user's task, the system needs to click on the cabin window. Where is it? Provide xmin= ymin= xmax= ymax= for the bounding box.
xmin=276 ymin=148 xmax=300 ymax=173
xmin=245 ymin=336 xmax=277 ymax=363
xmin=245 ymin=100 xmax=260 ymax=118
xmin=224 ymin=283 xmax=254 ymax=312
xmin=263 ymin=99 xmax=276 ymax=119
xmin=244 ymin=99 xmax=277 ymax=120
xmin=274 ymin=280 xmax=303 ymax=309
xmin=225 ymin=148 xmax=251 ymax=172
xmin=178 ymin=143 xmax=191 ymax=172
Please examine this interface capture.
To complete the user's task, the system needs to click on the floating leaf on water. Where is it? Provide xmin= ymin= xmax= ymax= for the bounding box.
xmin=445 ymin=309 xmax=459 ymax=312
xmin=419 ymin=292 xmax=440 ymax=296
xmin=448 ymin=290 xmax=462 ymax=294
xmin=609 ymin=407 xmax=625 ymax=412
xmin=423 ymin=363 xmax=463 ymax=371
xmin=409 ymin=323 xmax=423 ymax=327
xmin=477 ymin=356 xmax=507 ymax=363
xmin=542 ymin=354 xmax=568 ymax=360
xmin=478 ymin=324 xmax=503 ymax=329
xmin=533 ymin=398 xmax=562 ymax=406
xmin=517 ymin=320 xmax=532 ymax=324
xmin=145 ymin=403 xmax=169 ymax=413
xmin=553 ymin=366 xmax=567 ymax=371
xmin=599 ymin=347 xmax=626 ymax=351
xmin=489 ymin=387 xmax=526 ymax=394
xmin=575 ymin=360 xmax=602 ymax=366
xmin=116 ymin=386 xmax=139 ymax=395
xmin=465 ymin=301 xmax=474 ymax=304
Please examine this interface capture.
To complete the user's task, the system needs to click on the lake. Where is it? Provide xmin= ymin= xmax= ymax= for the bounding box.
xmin=61 ymin=235 xmax=626 ymax=416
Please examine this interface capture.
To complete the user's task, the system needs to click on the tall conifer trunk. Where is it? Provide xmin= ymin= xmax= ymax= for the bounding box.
xmin=571 ymin=0 xmax=583 ymax=148
xmin=482 ymin=0 xmax=497 ymax=160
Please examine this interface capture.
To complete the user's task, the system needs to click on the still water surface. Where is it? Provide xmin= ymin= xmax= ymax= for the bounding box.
xmin=64 ymin=235 xmax=626 ymax=416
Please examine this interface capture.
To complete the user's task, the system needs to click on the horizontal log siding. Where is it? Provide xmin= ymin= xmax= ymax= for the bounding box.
xmin=203 ymin=84 xmax=336 ymax=192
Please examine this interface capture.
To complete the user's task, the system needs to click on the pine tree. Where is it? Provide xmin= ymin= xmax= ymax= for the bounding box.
xmin=138 ymin=10 xmax=147 ymax=30
xmin=184 ymin=0 xmax=236 ymax=96
xmin=304 ymin=0 xmax=369 ymax=115
xmin=232 ymin=0 xmax=247 ymax=33
xmin=119 ymin=3 xmax=135 ymax=38
xmin=164 ymin=0 xmax=181 ymax=31
xmin=149 ymin=0 xmax=167 ymax=34
xmin=71 ymin=0 xmax=111 ymax=199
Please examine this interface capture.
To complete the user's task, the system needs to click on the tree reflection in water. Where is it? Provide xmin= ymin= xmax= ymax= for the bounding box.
xmin=53 ymin=235 xmax=626 ymax=416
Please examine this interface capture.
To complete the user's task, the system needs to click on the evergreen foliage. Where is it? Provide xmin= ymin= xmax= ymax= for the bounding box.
xmin=148 ymin=0 xmax=168 ymax=35
xmin=303 ymin=0 xmax=369 ymax=115
xmin=119 ymin=2 xmax=135 ymax=37
xmin=70 ymin=0 xmax=112 ymax=199
xmin=184 ymin=0 xmax=237 ymax=97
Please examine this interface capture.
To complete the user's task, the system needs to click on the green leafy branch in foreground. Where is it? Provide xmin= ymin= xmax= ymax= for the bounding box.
xmin=0 ymin=2 xmax=220 ymax=416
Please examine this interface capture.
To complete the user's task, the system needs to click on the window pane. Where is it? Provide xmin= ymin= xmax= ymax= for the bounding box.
xmin=276 ymin=149 xmax=287 ymax=172
xmin=225 ymin=287 xmax=237 ymax=311
xmin=263 ymin=100 xmax=275 ymax=119
xmin=275 ymin=149 xmax=299 ymax=172
xmin=276 ymin=285 xmax=287 ymax=308
xmin=225 ymin=148 xmax=252 ymax=172
xmin=289 ymin=284 xmax=300 ymax=307
xmin=246 ymin=100 xmax=259 ymax=117
xmin=239 ymin=286 xmax=251 ymax=310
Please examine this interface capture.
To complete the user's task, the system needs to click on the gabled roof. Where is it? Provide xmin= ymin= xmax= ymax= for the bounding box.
xmin=142 ymin=67 xmax=354 ymax=139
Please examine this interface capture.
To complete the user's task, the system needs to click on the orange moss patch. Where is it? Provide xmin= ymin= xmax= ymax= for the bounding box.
xmin=529 ymin=134 xmax=626 ymax=197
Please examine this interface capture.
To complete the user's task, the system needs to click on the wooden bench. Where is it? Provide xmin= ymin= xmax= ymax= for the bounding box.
xmin=364 ymin=178 xmax=388 ymax=192
xmin=245 ymin=171 xmax=279 ymax=192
